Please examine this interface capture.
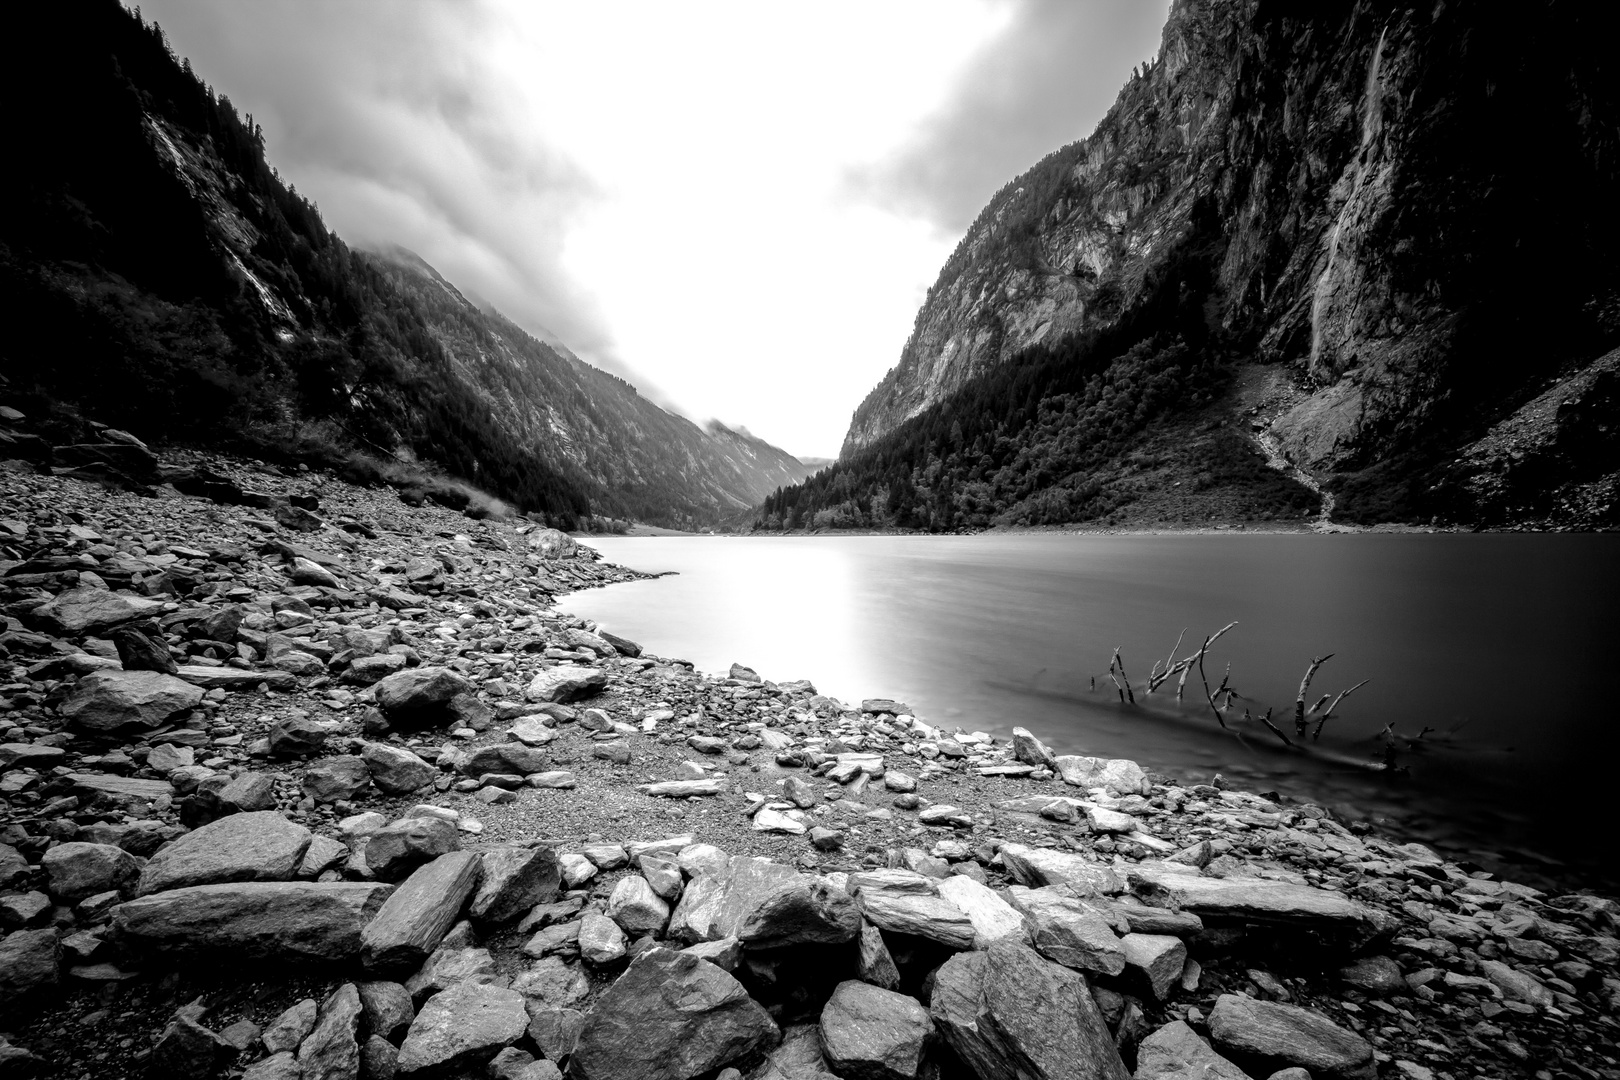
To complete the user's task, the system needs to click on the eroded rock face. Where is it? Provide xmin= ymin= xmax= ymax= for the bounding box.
xmin=930 ymin=939 xmax=1128 ymax=1080
xmin=570 ymin=950 xmax=779 ymax=1080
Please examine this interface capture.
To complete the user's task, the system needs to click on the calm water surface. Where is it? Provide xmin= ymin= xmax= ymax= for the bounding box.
xmin=566 ymin=534 xmax=1620 ymax=885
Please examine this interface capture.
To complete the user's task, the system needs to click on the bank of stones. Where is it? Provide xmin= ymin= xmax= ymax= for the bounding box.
xmin=0 ymin=441 xmax=1615 ymax=1080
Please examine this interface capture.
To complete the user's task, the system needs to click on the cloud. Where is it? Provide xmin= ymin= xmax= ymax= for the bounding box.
xmin=134 ymin=1 xmax=619 ymax=359
xmin=848 ymin=0 xmax=1172 ymax=234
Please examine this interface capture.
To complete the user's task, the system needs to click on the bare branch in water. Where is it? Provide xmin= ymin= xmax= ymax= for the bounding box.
xmin=1307 ymin=693 xmax=1332 ymax=716
xmin=1256 ymin=705 xmax=1295 ymax=747
xmin=1294 ymin=654 xmax=1334 ymax=735
xmin=1148 ymin=628 xmax=1187 ymax=693
xmin=1312 ymin=679 xmax=1370 ymax=740
xmin=1195 ymin=631 xmax=1231 ymax=729
xmin=1111 ymin=647 xmax=1135 ymax=704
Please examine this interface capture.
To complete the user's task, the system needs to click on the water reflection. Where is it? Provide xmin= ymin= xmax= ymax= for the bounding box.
xmin=566 ymin=533 xmax=1620 ymax=886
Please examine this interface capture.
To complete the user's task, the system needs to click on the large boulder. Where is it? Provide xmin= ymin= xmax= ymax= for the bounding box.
xmin=669 ymin=857 xmax=859 ymax=948
xmin=526 ymin=667 xmax=608 ymax=704
xmin=112 ymin=881 xmax=394 ymax=961
xmin=818 ymin=980 xmax=933 ymax=1080
xmin=32 ymin=587 xmax=167 ymax=635
xmin=571 ymin=950 xmax=779 ymax=1080
xmin=361 ymin=851 xmax=483 ymax=974
xmin=361 ymin=743 xmax=437 ymax=795
xmin=396 ymin=980 xmax=528 ymax=1078
xmin=1207 ymin=994 xmax=1375 ymax=1080
xmin=469 ymin=846 xmax=561 ymax=924
xmin=60 ymin=669 xmax=204 ymax=732
xmin=930 ymin=939 xmax=1127 ymax=1080
xmin=1135 ymin=1021 xmax=1249 ymax=1080
xmin=364 ymin=817 xmax=460 ymax=881
xmin=1052 ymin=756 xmax=1149 ymax=795
xmin=41 ymin=842 xmax=142 ymax=901
xmin=138 ymin=811 xmax=312 ymax=896
xmin=0 ymin=928 xmax=60 ymax=1009
xmin=374 ymin=667 xmax=478 ymax=727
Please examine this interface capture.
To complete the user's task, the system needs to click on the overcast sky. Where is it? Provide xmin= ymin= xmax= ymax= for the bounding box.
xmin=133 ymin=0 xmax=1169 ymax=460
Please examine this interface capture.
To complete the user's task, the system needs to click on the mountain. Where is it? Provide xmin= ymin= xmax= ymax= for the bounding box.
xmin=764 ymin=0 xmax=1619 ymax=531
xmin=0 ymin=2 xmax=812 ymax=529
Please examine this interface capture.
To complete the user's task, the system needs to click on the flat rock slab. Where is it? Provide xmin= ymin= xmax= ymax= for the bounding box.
xmin=113 ymin=881 xmax=394 ymax=961
xmin=1129 ymin=864 xmax=1380 ymax=934
xmin=1007 ymin=887 xmax=1126 ymax=976
xmin=396 ymin=980 xmax=528 ymax=1078
xmin=33 ymin=587 xmax=167 ymax=634
xmin=857 ymin=890 xmax=976 ymax=951
xmin=1207 ymin=994 xmax=1375 ymax=1080
xmin=1136 ymin=1021 xmax=1250 ymax=1080
xmin=671 ymin=857 xmax=859 ymax=949
xmin=175 ymin=665 xmax=297 ymax=692
xmin=138 ymin=810 xmax=312 ymax=895
xmin=997 ymin=844 xmax=1125 ymax=897
xmin=931 ymin=939 xmax=1128 ymax=1080
xmin=819 ymin=979 xmax=933 ymax=1080
xmin=361 ymin=851 xmax=483 ymax=974
xmin=61 ymin=669 xmax=204 ymax=731
xmin=937 ymin=876 xmax=1025 ymax=949
xmin=570 ymin=950 xmax=779 ymax=1080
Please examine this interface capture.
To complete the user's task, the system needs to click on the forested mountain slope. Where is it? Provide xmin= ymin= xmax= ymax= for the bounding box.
xmin=0 ymin=2 xmax=810 ymax=528
xmin=767 ymin=0 xmax=1619 ymax=531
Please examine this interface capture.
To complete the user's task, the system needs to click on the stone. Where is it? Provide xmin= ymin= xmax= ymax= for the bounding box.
xmin=1478 ymin=958 xmax=1554 ymax=1007
xmin=638 ymin=779 xmax=726 ymax=798
xmin=151 ymin=1015 xmax=236 ymax=1079
xmin=111 ymin=626 xmax=179 ymax=674
xmin=1012 ymin=727 xmax=1056 ymax=767
xmin=374 ymin=667 xmax=478 ymax=727
xmin=1207 ymin=994 xmax=1375 ymax=1080
xmin=42 ymin=842 xmax=141 ymax=901
xmin=819 ymin=980 xmax=933 ymax=1080
xmin=0 ymin=892 xmax=50 ymax=928
xmin=1135 ymin=1021 xmax=1250 ymax=1080
xmin=1085 ymin=806 xmax=1137 ymax=834
xmin=753 ymin=808 xmax=807 ymax=835
xmin=138 ymin=810 xmax=312 ymax=895
xmin=931 ymin=939 xmax=1127 ymax=1080
xmin=529 ymin=771 xmax=576 ymax=789
xmin=578 ymin=912 xmax=627 ymax=964
xmin=346 ymin=653 xmax=408 ymax=685
xmin=857 ymin=921 xmax=903 ymax=990
xmin=857 ymin=890 xmax=976 ymax=950
xmin=1119 ymin=906 xmax=1204 ymax=936
xmin=682 ymin=936 xmax=743 ymax=971
xmin=245 ymin=1052 xmax=302 ymax=1080
xmin=507 ymin=717 xmax=556 ymax=746
xmin=1129 ymin=864 xmax=1382 ymax=942
xmin=61 ymin=669 xmax=204 ymax=731
xmin=361 ymin=742 xmax=438 ymax=795
xmin=302 ymin=755 xmax=372 ymax=804
xmin=361 ymin=851 xmax=482 ymax=973
xmin=607 ymin=875 xmax=670 ymax=936
xmin=1007 ymin=888 xmax=1126 ymax=976
xmin=395 ymin=981 xmax=528 ymax=1078
xmin=33 ymin=587 xmax=167 ymax=634
xmin=526 ymin=667 xmax=607 ymax=703
xmin=114 ymin=881 xmax=394 ymax=961
xmin=262 ymin=998 xmax=319 ymax=1054
xmin=299 ymin=983 xmax=363 ymax=1080
xmin=752 ymin=1024 xmax=840 ymax=1080
xmin=583 ymin=843 xmax=629 ymax=870
xmin=937 ymin=876 xmax=1025 ymax=948
xmin=1052 ymin=756 xmax=1149 ymax=795
xmin=671 ymin=857 xmax=860 ymax=949
xmin=301 ymin=836 xmax=349 ymax=879
xmin=364 ymin=816 xmax=461 ymax=881
xmin=559 ymin=854 xmax=597 ymax=888
xmin=570 ymin=950 xmax=779 ymax=1080
xmin=269 ymin=716 xmax=331 ymax=756
xmin=470 ymin=846 xmax=560 ymax=924
xmin=488 ymin=1046 xmax=538 ymax=1080
xmin=512 ymin=957 xmax=590 ymax=1010
xmin=1339 ymin=955 xmax=1404 ymax=995
xmin=1121 ymin=933 xmax=1188 ymax=1001
xmin=526 ymin=1007 xmax=585 ymax=1062
xmin=883 ymin=771 xmax=917 ymax=793
xmin=639 ymin=854 xmax=684 ymax=901
xmin=0 ymin=928 xmax=60 ymax=1008
xmin=918 ymin=804 xmax=970 ymax=827
xmin=358 ymin=981 xmax=416 ymax=1043
xmin=220 ymin=772 xmax=278 ymax=812
xmin=523 ymin=921 xmax=581 ymax=958
xmin=405 ymin=944 xmax=498 ymax=1003
xmin=145 ymin=743 xmax=195 ymax=773
xmin=998 ymin=844 xmax=1125 ymax=896
xmin=362 ymin=1035 xmax=398 ymax=1080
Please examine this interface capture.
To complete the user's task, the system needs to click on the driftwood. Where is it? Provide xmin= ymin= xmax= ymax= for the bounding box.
xmin=1293 ymin=655 xmax=1333 ymax=736
xmin=1311 ymin=679 xmax=1370 ymax=740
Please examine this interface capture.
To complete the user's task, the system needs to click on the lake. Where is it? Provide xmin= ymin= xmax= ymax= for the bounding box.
xmin=565 ymin=533 xmax=1620 ymax=886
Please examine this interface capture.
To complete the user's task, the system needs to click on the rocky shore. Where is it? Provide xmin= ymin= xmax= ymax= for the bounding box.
xmin=0 ymin=432 xmax=1616 ymax=1080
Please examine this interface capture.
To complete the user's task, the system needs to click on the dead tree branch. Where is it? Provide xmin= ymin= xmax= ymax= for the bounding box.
xmin=1148 ymin=629 xmax=1187 ymax=693
xmin=1294 ymin=654 xmax=1334 ymax=736
xmin=1312 ymin=679 xmax=1370 ymax=740
xmin=1110 ymin=648 xmax=1136 ymax=704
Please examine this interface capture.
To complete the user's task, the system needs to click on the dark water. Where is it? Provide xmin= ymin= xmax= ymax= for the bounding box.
xmin=566 ymin=533 xmax=1620 ymax=887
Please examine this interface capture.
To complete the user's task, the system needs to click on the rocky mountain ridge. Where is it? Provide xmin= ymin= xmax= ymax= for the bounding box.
xmin=827 ymin=0 xmax=1619 ymax=528
xmin=0 ymin=2 xmax=812 ymax=530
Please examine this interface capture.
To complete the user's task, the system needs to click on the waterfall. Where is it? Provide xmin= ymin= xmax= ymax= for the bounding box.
xmin=1308 ymin=26 xmax=1389 ymax=372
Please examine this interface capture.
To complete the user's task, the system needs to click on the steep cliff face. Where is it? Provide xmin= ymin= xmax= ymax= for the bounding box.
xmin=0 ymin=2 xmax=812 ymax=528
xmin=839 ymin=0 xmax=1620 ymax=524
